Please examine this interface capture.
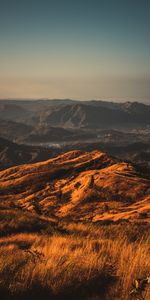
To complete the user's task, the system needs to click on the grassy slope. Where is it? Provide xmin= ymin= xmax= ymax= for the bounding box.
xmin=0 ymin=150 xmax=150 ymax=222
xmin=0 ymin=150 xmax=150 ymax=299
xmin=0 ymin=222 xmax=150 ymax=300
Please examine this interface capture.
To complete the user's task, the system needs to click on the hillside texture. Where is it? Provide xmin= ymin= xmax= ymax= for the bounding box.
xmin=0 ymin=150 xmax=150 ymax=223
xmin=0 ymin=150 xmax=150 ymax=300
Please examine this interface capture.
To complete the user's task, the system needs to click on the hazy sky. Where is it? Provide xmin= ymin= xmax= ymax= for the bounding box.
xmin=0 ymin=0 xmax=150 ymax=101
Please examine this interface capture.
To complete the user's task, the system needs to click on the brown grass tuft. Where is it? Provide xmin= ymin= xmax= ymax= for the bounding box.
xmin=0 ymin=223 xmax=150 ymax=300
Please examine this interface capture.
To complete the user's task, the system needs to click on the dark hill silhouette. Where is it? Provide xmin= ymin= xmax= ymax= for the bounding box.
xmin=0 ymin=137 xmax=60 ymax=170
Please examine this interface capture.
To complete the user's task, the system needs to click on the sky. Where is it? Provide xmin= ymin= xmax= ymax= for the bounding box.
xmin=0 ymin=0 xmax=150 ymax=102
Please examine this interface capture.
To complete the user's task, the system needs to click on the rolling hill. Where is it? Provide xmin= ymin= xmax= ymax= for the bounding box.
xmin=0 ymin=137 xmax=60 ymax=170
xmin=0 ymin=119 xmax=33 ymax=142
xmin=0 ymin=119 xmax=96 ymax=144
xmin=0 ymin=149 xmax=150 ymax=300
xmin=0 ymin=150 xmax=149 ymax=223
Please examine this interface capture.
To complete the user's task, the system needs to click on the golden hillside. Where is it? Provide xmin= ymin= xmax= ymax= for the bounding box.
xmin=0 ymin=150 xmax=150 ymax=300
xmin=0 ymin=150 xmax=150 ymax=223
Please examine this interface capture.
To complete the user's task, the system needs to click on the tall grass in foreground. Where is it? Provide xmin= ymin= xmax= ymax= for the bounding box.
xmin=0 ymin=223 xmax=150 ymax=300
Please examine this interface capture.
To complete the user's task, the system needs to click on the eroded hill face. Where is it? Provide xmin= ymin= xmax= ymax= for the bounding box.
xmin=0 ymin=150 xmax=150 ymax=223
xmin=0 ymin=100 xmax=150 ymax=129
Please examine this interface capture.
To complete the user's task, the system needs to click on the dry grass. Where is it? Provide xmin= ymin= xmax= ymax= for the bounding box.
xmin=0 ymin=222 xmax=150 ymax=300
xmin=0 ymin=150 xmax=150 ymax=222
xmin=0 ymin=150 xmax=150 ymax=299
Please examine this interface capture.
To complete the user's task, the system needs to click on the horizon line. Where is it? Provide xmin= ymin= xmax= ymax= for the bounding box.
xmin=0 ymin=97 xmax=150 ymax=104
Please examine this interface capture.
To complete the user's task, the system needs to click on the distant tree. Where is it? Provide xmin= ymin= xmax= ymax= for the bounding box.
xmin=57 ymin=187 xmax=62 ymax=200
xmin=89 ymin=175 xmax=94 ymax=189
xmin=103 ymin=203 xmax=109 ymax=213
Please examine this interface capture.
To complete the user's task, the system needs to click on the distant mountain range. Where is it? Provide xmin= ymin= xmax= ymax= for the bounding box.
xmin=0 ymin=99 xmax=150 ymax=129
xmin=39 ymin=102 xmax=150 ymax=129
xmin=0 ymin=99 xmax=149 ymax=170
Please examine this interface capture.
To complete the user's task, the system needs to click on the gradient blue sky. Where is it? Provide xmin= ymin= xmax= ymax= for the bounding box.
xmin=0 ymin=0 xmax=150 ymax=101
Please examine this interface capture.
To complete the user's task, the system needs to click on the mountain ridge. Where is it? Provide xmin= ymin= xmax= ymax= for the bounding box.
xmin=1 ymin=150 xmax=149 ymax=223
xmin=0 ymin=100 xmax=150 ymax=129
